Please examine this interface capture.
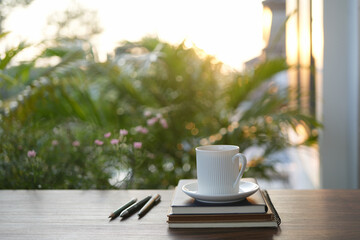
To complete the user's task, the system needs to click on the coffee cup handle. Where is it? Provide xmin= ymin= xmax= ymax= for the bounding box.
xmin=232 ymin=153 xmax=247 ymax=189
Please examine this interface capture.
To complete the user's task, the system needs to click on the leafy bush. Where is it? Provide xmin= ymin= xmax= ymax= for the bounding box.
xmin=0 ymin=34 xmax=319 ymax=189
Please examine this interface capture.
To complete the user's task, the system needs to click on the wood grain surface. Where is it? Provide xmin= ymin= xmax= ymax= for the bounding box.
xmin=0 ymin=189 xmax=360 ymax=239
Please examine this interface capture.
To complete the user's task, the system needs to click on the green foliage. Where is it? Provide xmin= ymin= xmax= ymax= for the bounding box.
xmin=225 ymin=58 xmax=289 ymax=109
xmin=0 ymin=34 xmax=319 ymax=189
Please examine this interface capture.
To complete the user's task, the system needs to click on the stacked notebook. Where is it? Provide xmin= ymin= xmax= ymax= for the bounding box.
xmin=167 ymin=178 xmax=281 ymax=228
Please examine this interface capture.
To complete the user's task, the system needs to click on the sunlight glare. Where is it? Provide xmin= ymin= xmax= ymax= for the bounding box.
xmin=3 ymin=0 xmax=264 ymax=70
xmin=262 ymin=6 xmax=272 ymax=47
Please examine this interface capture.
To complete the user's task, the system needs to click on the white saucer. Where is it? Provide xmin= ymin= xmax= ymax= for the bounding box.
xmin=181 ymin=180 xmax=259 ymax=204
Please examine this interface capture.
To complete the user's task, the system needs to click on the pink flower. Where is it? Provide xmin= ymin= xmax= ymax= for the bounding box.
xmin=147 ymin=117 xmax=158 ymax=126
xmin=110 ymin=139 xmax=119 ymax=145
xmin=160 ymin=118 xmax=168 ymax=129
xmin=135 ymin=126 xmax=149 ymax=134
xmin=27 ymin=150 xmax=36 ymax=158
xmin=104 ymin=132 xmax=111 ymax=138
xmin=51 ymin=140 xmax=59 ymax=146
xmin=143 ymin=110 xmax=152 ymax=117
xmin=72 ymin=141 xmax=80 ymax=147
xmin=133 ymin=142 xmax=142 ymax=149
xmin=94 ymin=139 xmax=104 ymax=146
xmin=119 ymin=129 xmax=128 ymax=136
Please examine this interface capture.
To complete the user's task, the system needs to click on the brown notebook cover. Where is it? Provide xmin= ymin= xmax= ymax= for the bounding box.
xmin=167 ymin=185 xmax=281 ymax=228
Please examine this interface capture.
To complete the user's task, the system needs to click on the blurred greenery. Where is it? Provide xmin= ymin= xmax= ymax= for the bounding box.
xmin=0 ymin=9 xmax=319 ymax=189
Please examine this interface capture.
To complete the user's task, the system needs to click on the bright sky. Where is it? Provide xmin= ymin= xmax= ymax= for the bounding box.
xmin=3 ymin=0 xmax=264 ymax=70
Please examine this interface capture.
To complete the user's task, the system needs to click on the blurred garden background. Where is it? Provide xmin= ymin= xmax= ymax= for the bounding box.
xmin=0 ymin=0 xmax=319 ymax=189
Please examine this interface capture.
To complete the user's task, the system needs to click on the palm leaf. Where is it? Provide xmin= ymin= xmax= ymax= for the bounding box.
xmin=0 ymin=32 xmax=10 ymax=40
xmin=225 ymin=58 xmax=289 ymax=109
xmin=0 ymin=42 xmax=28 ymax=70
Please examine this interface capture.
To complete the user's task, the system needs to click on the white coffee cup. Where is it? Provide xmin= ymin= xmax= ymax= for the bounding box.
xmin=196 ymin=145 xmax=247 ymax=195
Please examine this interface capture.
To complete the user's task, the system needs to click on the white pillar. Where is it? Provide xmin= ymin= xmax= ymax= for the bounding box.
xmin=320 ymin=0 xmax=359 ymax=188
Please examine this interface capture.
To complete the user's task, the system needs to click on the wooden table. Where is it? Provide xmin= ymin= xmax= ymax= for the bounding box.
xmin=0 ymin=189 xmax=360 ymax=239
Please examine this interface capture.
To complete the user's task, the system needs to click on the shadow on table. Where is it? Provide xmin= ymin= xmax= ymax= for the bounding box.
xmin=168 ymin=227 xmax=281 ymax=239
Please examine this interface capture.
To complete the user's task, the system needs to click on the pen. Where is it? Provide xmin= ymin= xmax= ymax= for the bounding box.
xmin=138 ymin=194 xmax=161 ymax=219
xmin=120 ymin=195 xmax=152 ymax=219
xmin=108 ymin=197 xmax=137 ymax=221
xmin=263 ymin=190 xmax=281 ymax=226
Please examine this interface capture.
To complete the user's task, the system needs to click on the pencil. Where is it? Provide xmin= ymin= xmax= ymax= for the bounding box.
xmin=109 ymin=197 xmax=137 ymax=221
xmin=138 ymin=194 xmax=161 ymax=218
xmin=120 ymin=195 xmax=152 ymax=219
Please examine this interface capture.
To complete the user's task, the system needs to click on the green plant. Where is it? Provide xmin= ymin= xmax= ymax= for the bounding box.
xmin=212 ymin=58 xmax=320 ymax=179
xmin=0 ymin=33 xmax=319 ymax=189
